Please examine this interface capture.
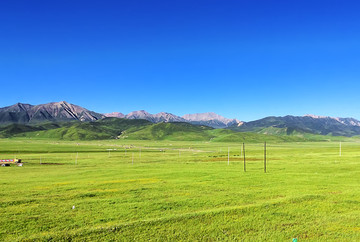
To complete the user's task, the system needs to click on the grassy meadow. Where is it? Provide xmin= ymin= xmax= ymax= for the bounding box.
xmin=1 ymin=138 xmax=360 ymax=241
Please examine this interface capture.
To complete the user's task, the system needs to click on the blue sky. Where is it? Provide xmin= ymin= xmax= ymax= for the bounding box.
xmin=1 ymin=0 xmax=360 ymax=121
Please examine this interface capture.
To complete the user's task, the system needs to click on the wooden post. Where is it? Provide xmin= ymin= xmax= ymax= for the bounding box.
xmin=243 ymin=143 xmax=246 ymax=172
xmin=264 ymin=142 xmax=266 ymax=173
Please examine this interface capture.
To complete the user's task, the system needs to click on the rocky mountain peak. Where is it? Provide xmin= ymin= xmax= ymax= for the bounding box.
xmin=125 ymin=110 xmax=151 ymax=119
xmin=0 ymin=101 xmax=104 ymax=124
xmin=181 ymin=112 xmax=240 ymax=128
xmin=7 ymin=103 xmax=33 ymax=112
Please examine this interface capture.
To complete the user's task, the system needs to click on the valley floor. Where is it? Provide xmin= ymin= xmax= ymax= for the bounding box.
xmin=1 ymin=139 xmax=360 ymax=241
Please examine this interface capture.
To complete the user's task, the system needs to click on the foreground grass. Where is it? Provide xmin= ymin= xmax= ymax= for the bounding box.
xmin=1 ymin=139 xmax=360 ymax=241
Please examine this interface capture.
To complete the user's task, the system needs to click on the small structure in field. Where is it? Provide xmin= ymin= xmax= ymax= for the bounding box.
xmin=0 ymin=158 xmax=23 ymax=167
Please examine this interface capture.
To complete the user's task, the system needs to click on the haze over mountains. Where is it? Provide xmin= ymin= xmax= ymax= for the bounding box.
xmin=1 ymin=101 xmax=360 ymax=137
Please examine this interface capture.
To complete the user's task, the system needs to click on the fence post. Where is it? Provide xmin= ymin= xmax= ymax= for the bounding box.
xmin=264 ymin=142 xmax=266 ymax=173
xmin=243 ymin=143 xmax=246 ymax=172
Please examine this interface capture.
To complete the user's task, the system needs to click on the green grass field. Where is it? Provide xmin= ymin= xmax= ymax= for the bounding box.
xmin=1 ymin=138 xmax=360 ymax=241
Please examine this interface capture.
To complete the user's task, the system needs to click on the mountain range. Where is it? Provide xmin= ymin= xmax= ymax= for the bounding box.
xmin=1 ymin=101 xmax=360 ymax=137
xmin=0 ymin=101 xmax=239 ymax=128
xmin=230 ymin=115 xmax=360 ymax=137
xmin=104 ymin=110 xmax=240 ymax=128
xmin=1 ymin=117 xmax=315 ymax=142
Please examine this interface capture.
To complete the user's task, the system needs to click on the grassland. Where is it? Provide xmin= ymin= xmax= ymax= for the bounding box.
xmin=1 ymin=138 xmax=360 ymax=241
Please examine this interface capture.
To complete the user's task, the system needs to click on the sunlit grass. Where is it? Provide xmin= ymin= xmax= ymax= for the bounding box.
xmin=1 ymin=139 xmax=360 ymax=241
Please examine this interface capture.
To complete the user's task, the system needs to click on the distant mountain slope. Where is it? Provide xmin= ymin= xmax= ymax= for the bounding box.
xmin=182 ymin=112 xmax=240 ymax=128
xmin=153 ymin=112 xmax=186 ymax=123
xmin=104 ymin=112 xmax=125 ymax=118
xmin=125 ymin=110 xmax=186 ymax=123
xmin=0 ymin=101 xmax=104 ymax=125
xmin=229 ymin=115 xmax=360 ymax=137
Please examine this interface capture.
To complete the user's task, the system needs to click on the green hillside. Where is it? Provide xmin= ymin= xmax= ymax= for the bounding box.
xmin=1 ymin=118 xmax=355 ymax=142
xmin=0 ymin=121 xmax=83 ymax=138
xmin=119 ymin=122 xmax=214 ymax=141
xmin=0 ymin=124 xmax=44 ymax=138
xmin=19 ymin=123 xmax=111 ymax=140
xmin=15 ymin=118 xmax=152 ymax=140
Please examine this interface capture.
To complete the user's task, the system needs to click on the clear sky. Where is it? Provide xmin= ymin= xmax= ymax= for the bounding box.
xmin=1 ymin=0 xmax=360 ymax=121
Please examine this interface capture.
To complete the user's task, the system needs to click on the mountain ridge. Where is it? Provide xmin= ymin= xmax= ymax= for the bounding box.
xmin=230 ymin=115 xmax=360 ymax=137
xmin=0 ymin=101 xmax=240 ymax=128
xmin=105 ymin=110 xmax=238 ymax=128
xmin=2 ymin=117 xmax=337 ymax=142
xmin=2 ymin=101 xmax=360 ymax=137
